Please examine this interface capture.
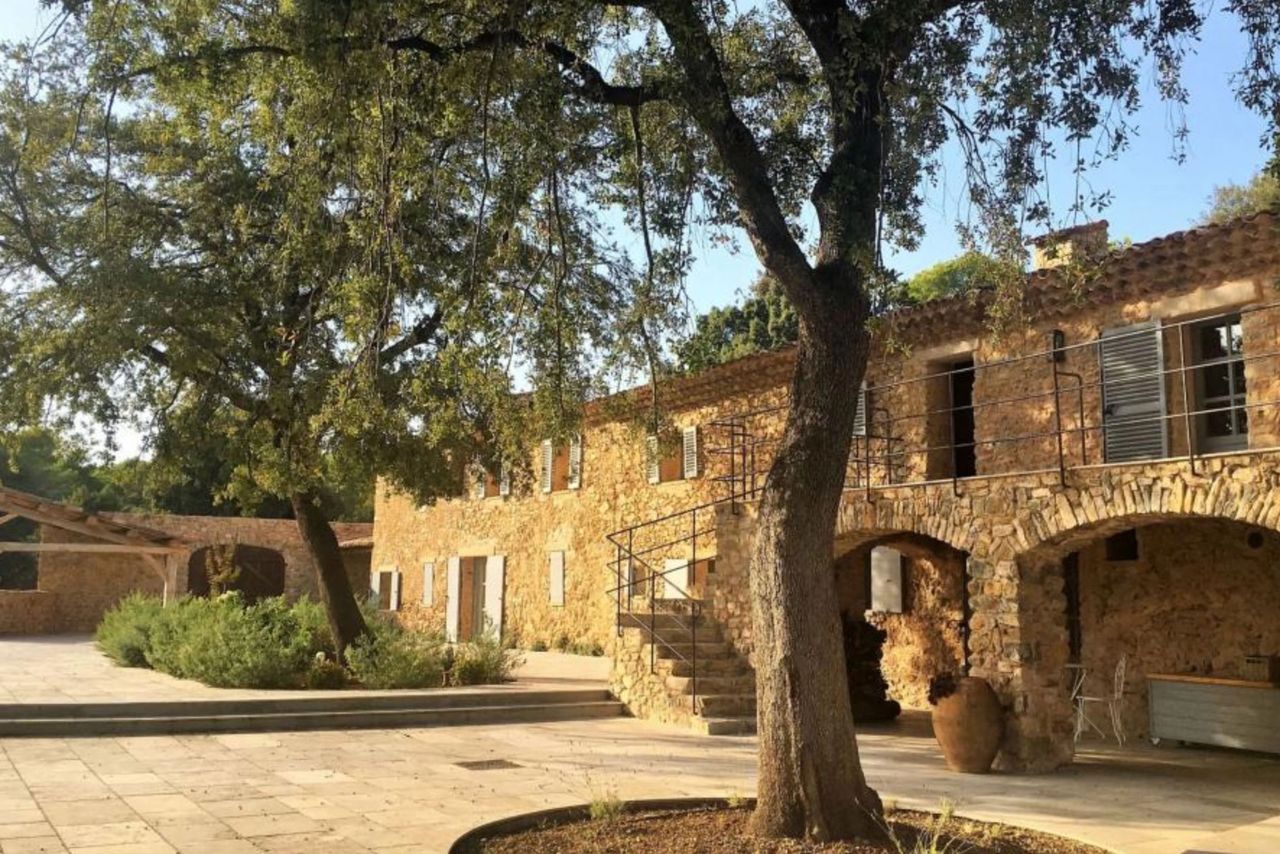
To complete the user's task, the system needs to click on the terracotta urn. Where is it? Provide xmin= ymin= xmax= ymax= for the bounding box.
xmin=929 ymin=676 xmax=1004 ymax=773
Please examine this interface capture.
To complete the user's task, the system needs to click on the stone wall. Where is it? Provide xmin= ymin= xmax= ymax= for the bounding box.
xmin=0 ymin=590 xmax=59 ymax=635
xmin=33 ymin=515 xmax=372 ymax=633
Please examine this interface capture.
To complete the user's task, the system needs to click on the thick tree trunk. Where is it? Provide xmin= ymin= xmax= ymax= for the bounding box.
xmin=291 ymin=491 xmax=369 ymax=659
xmin=749 ymin=282 xmax=882 ymax=841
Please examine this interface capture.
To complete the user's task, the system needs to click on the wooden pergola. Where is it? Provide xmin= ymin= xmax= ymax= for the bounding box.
xmin=0 ymin=486 xmax=191 ymax=602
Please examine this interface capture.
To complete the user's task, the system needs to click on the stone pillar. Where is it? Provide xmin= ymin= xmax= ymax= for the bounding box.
xmin=966 ymin=556 xmax=1075 ymax=772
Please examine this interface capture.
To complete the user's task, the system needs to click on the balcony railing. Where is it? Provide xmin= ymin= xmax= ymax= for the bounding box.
xmin=708 ymin=301 xmax=1280 ymax=502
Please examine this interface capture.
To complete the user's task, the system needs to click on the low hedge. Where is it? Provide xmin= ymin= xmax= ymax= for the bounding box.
xmin=95 ymin=593 xmax=521 ymax=690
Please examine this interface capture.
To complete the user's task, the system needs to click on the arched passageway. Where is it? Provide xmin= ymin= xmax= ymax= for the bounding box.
xmin=833 ymin=530 xmax=970 ymax=715
xmin=187 ymin=544 xmax=287 ymax=603
xmin=1020 ymin=515 xmax=1280 ymax=747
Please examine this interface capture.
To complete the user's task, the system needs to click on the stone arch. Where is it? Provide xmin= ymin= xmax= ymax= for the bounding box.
xmin=187 ymin=544 xmax=287 ymax=603
xmin=835 ymin=493 xmax=980 ymax=557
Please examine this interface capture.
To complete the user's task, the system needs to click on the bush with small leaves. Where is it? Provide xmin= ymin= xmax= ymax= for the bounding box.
xmin=452 ymin=630 xmax=524 ymax=686
xmin=346 ymin=623 xmax=446 ymax=689
xmin=95 ymin=593 xmax=164 ymax=667
xmin=304 ymin=657 xmax=349 ymax=689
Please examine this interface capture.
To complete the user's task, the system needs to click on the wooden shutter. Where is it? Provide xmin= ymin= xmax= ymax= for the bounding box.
xmin=422 ymin=561 xmax=434 ymax=606
xmin=483 ymin=555 xmax=505 ymax=641
xmin=568 ymin=434 xmax=583 ymax=489
xmin=548 ymin=551 xmax=565 ymax=606
xmin=445 ymin=557 xmax=461 ymax=642
xmin=852 ymin=381 xmax=868 ymax=436
xmin=645 ymin=435 xmax=661 ymax=484
xmin=389 ymin=570 xmax=402 ymax=612
xmin=498 ymin=463 xmax=511 ymax=497
xmin=1100 ymin=321 xmax=1168 ymax=462
xmin=682 ymin=426 xmax=700 ymax=478
xmin=540 ymin=440 xmax=554 ymax=493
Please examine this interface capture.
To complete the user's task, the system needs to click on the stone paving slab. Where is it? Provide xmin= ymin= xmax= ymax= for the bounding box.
xmin=0 ymin=714 xmax=1277 ymax=853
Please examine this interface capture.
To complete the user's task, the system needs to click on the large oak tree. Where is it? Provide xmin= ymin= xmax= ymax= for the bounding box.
xmin=29 ymin=0 xmax=1280 ymax=842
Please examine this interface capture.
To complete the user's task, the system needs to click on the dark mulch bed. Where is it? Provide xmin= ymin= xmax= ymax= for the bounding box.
xmin=465 ymin=805 xmax=1105 ymax=853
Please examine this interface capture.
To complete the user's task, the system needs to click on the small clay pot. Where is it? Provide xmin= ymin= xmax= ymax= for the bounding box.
xmin=930 ymin=676 xmax=1004 ymax=773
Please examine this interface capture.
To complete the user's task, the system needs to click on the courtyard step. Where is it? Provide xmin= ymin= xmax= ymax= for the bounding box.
xmin=679 ymin=693 xmax=756 ymax=718
xmin=0 ymin=688 xmax=623 ymax=738
xmin=659 ymin=657 xmax=751 ymax=678
xmin=617 ymin=611 xmax=712 ymax=632
xmin=692 ymin=715 xmax=757 ymax=736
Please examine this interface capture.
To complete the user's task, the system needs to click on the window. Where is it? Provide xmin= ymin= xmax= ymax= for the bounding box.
xmin=371 ymin=567 xmax=401 ymax=611
xmin=646 ymin=427 xmax=700 ymax=484
xmin=422 ymin=561 xmax=435 ymax=606
xmin=540 ymin=437 xmax=582 ymax=493
xmin=1104 ymin=529 xmax=1139 ymax=562
xmin=1191 ymin=314 xmax=1247 ymax=453
xmin=469 ymin=462 xmax=511 ymax=499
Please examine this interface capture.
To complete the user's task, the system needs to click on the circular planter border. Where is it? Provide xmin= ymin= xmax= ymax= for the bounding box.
xmin=448 ymin=796 xmax=751 ymax=853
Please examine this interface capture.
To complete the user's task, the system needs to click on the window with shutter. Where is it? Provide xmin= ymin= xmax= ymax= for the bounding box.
xmin=682 ymin=426 xmax=700 ymax=478
xmin=568 ymin=435 xmax=583 ymax=489
xmin=852 ymin=381 xmax=868 ymax=436
xmin=645 ymin=435 xmax=661 ymax=484
xmin=1100 ymin=321 xmax=1168 ymax=462
xmin=498 ymin=464 xmax=511 ymax=496
xmin=540 ymin=440 xmax=554 ymax=493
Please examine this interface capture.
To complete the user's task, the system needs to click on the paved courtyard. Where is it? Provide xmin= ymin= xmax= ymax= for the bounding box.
xmin=0 ymin=637 xmax=1278 ymax=853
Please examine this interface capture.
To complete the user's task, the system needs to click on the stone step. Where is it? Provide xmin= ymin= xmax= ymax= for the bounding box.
xmin=618 ymin=611 xmax=712 ymax=631
xmin=659 ymin=657 xmax=751 ymax=678
xmin=0 ymin=690 xmax=623 ymax=738
xmin=624 ymin=597 xmax=703 ymax=616
xmin=649 ymin=640 xmax=734 ymax=661
xmin=664 ymin=674 xmax=755 ymax=696
xmin=692 ymin=715 xmax=757 ymax=736
xmin=619 ymin=623 xmax=724 ymax=645
xmin=680 ymin=693 xmax=756 ymax=717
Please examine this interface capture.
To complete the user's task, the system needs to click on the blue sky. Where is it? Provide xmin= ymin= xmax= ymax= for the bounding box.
xmin=4 ymin=2 xmax=1267 ymax=313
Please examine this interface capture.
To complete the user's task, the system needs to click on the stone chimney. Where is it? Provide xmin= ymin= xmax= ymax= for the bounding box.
xmin=1030 ymin=220 xmax=1109 ymax=271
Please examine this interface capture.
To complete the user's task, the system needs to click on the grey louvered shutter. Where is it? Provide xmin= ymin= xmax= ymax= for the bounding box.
xmin=568 ymin=434 xmax=583 ymax=489
xmin=682 ymin=426 xmax=700 ymax=478
xmin=645 ymin=435 xmax=661 ymax=484
xmin=540 ymin=440 xmax=553 ymax=493
xmin=852 ymin=381 xmax=868 ymax=436
xmin=498 ymin=463 xmax=511 ymax=497
xmin=1100 ymin=321 xmax=1168 ymax=462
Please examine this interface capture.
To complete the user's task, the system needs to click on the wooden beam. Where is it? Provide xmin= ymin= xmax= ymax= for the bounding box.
xmin=0 ymin=513 xmax=19 ymax=530
xmin=0 ymin=502 xmax=174 ymax=548
xmin=0 ymin=542 xmax=185 ymax=555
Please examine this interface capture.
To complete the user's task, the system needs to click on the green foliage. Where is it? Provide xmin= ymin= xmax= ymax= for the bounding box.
xmin=290 ymin=597 xmax=337 ymax=659
xmin=94 ymin=593 xmax=164 ymax=667
xmin=530 ymin=639 xmax=549 ymax=652
xmin=1200 ymin=173 xmax=1280 ymax=225
xmin=567 ymin=639 xmax=605 ymax=657
xmin=345 ymin=622 xmax=447 ymax=689
xmin=451 ymin=631 xmax=524 ymax=686
xmin=304 ymin=657 xmax=349 ymax=690
xmin=588 ymin=790 xmax=625 ymax=823
xmin=676 ymin=277 xmax=799 ymax=372
xmin=901 ymin=253 xmax=1018 ymax=305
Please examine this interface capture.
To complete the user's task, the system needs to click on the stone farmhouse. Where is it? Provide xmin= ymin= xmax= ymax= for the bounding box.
xmin=371 ymin=211 xmax=1280 ymax=770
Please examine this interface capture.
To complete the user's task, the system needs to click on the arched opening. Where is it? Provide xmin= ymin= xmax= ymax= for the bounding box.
xmin=1023 ymin=514 xmax=1280 ymax=753
xmin=833 ymin=530 xmax=970 ymax=719
xmin=187 ymin=544 xmax=287 ymax=603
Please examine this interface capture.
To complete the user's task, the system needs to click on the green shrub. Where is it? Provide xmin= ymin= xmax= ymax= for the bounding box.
xmin=96 ymin=593 xmax=164 ymax=667
xmin=452 ymin=631 xmax=524 ymax=686
xmin=290 ymin=597 xmax=335 ymax=658
xmin=172 ymin=595 xmax=313 ymax=688
xmin=346 ymin=624 xmax=446 ymax=689
xmin=552 ymin=633 xmax=571 ymax=651
xmin=143 ymin=596 xmax=218 ymax=677
xmin=567 ymin=639 xmax=605 ymax=657
xmin=530 ymin=639 xmax=549 ymax=652
xmin=304 ymin=657 xmax=349 ymax=689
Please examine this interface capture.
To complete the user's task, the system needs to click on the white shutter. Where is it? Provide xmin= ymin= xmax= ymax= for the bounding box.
xmin=483 ymin=555 xmax=505 ymax=641
xmin=645 ymin=435 xmax=661 ymax=484
xmin=540 ymin=440 xmax=553 ymax=493
xmin=870 ymin=547 xmax=904 ymax=613
xmin=370 ymin=568 xmax=383 ymax=603
xmin=422 ymin=561 xmax=435 ymax=606
xmin=852 ymin=381 xmax=868 ymax=437
xmin=568 ymin=434 xmax=583 ymax=489
xmin=548 ymin=551 xmax=565 ymax=606
xmin=682 ymin=426 xmax=700 ymax=478
xmin=389 ymin=570 xmax=402 ymax=612
xmin=1100 ymin=321 xmax=1168 ymax=462
xmin=470 ymin=465 xmax=485 ymax=500
xmin=445 ymin=557 xmax=461 ymax=642
xmin=499 ymin=463 xmax=511 ymax=497
xmin=663 ymin=558 xmax=690 ymax=600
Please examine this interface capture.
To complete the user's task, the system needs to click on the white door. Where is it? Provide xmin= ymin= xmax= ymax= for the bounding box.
xmin=445 ymin=556 xmax=461 ymax=642
xmin=663 ymin=557 xmax=690 ymax=600
xmin=483 ymin=555 xmax=505 ymax=641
